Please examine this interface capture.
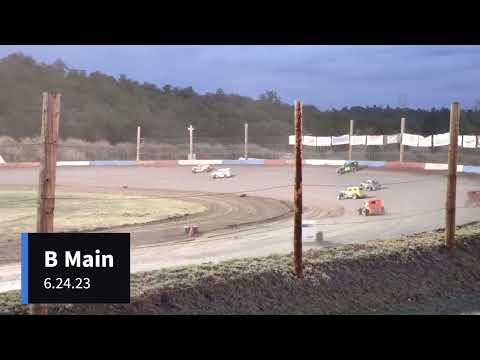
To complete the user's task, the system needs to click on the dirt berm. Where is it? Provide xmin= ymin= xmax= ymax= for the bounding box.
xmin=2 ymin=223 xmax=480 ymax=315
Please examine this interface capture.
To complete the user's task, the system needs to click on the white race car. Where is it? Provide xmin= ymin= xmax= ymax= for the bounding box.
xmin=359 ymin=179 xmax=382 ymax=191
xmin=211 ymin=168 xmax=233 ymax=179
xmin=192 ymin=164 xmax=214 ymax=173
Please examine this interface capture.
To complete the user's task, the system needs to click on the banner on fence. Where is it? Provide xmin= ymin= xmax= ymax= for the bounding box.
xmin=433 ymin=133 xmax=449 ymax=147
xmin=316 ymin=136 xmax=332 ymax=147
xmin=350 ymin=135 xmax=366 ymax=146
xmin=331 ymin=134 xmax=349 ymax=146
xmin=290 ymin=132 xmax=477 ymax=148
xmin=303 ymin=136 xmax=317 ymax=147
xmin=366 ymin=135 xmax=384 ymax=146
xmin=402 ymin=133 xmax=419 ymax=147
xmin=386 ymin=134 xmax=400 ymax=144
xmin=463 ymin=135 xmax=476 ymax=148
xmin=418 ymin=135 xmax=432 ymax=147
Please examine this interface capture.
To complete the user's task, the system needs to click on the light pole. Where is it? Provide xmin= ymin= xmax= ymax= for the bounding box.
xmin=188 ymin=125 xmax=194 ymax=160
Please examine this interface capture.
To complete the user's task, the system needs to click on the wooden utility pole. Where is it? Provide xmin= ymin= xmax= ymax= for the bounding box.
xmin=188 ymin=125 xmax=194 ymax=160
xmin=400 ymin=117 xmax=405 ymax=162
xmin=348 ymin=119 xmax=354 ymax=161
xmin=33 ymin=92 xmax=61 ymax=315
xmin=244 ymin=123 xmax=248 ymax=159
xmin=446 ymin=102 xmax=460 ymax=249
xmin=293 ymin=100 xmax=303 ymax=278
xmin=136 ymin=126 xmax=141 ymax=161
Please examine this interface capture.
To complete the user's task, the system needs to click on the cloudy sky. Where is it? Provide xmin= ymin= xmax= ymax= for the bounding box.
xmin=1 ymin=45 xmax=479 ymax=109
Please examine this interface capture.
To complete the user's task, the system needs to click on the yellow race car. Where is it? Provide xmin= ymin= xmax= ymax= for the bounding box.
xmin=337 ymin=186 xmax=365 ymax=200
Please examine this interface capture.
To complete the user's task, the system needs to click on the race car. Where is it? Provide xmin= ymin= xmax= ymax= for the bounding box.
xmin=211 ymin=168 xmax=233 ymax=179
xmin=359 ymin=179 xmax=382 ymax=191
xmin=337 ymin=186 xmax=365 ymax=200
xmin=337 ymin=160 xmax=359 ymax=175
xmin=358 ymin=199 xmax=385 ymax=216
xmin=192 ymin=164 xmax=214 ymax=173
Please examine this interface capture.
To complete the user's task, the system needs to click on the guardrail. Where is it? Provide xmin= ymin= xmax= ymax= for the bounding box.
xmin=1 ymin=159 xmax=480 ymax=174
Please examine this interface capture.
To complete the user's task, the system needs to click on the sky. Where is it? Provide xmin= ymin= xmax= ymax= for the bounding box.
xmin=0 ymin=45 xmax=479 ymax=110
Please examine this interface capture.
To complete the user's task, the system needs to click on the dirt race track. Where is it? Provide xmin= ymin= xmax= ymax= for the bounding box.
xmin=1 ymin=165 xmax=480 ymax=292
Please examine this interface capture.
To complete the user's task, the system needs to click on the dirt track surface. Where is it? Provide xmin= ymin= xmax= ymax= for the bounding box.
xmin=1 ymin=165 xmax=480 ymax=292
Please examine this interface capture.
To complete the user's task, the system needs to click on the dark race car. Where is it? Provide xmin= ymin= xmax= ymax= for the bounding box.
xmin=336 ymin=160 xmax=359 ymax=175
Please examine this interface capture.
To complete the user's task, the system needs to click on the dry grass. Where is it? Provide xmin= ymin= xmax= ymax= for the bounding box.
xmin=0 ymin=136 xmax=284 ymax=161
xmin=0 ymin=189 xmax=206 ymax=243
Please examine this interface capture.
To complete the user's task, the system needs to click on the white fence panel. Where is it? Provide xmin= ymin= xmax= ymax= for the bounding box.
xmin=331 ymin=135 xmax=350 ymax=146
xmin=366 ymin=135 xmax=384 ymax=146
xmin=402 ymin=133 xmax=419 ymax=147
xmin=350 ymin=135 xmax=366 ymax=145
xmin=316 ymin=137 xmax=332 ymax=147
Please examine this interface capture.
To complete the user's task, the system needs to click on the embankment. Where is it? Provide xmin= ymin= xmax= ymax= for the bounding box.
xmin=2 ymin=223 xmax=480 ymax=315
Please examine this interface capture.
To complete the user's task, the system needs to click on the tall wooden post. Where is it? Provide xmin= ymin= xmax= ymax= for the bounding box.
xmin=244 ymin=123 xmax=248 ymax=159
xmin=32 ymin=92 xmax=61 ymax=315
xmin=293 ymin=100 xmax=303 ymax=278
xmin=400 ymin=117 xmax=405 ymax=162
xmin=136 ymin=126 xmax=141 ymax=161
xmin=348 ymin=119 xmax=354 ymax=161
xmin=446 ymin=102 xmax=460 ymax=249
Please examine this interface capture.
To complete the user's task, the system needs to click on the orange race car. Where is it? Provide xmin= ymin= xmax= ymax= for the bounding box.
xmin=358 ymin=199 xmax=385 ymax=216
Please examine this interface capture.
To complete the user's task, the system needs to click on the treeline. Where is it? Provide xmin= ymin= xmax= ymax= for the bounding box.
xmin=0 ymin=52 xmax=479 ymax=145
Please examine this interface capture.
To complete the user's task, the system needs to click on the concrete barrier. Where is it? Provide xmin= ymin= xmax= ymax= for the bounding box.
xmin=425 ymin=163 xmax=448 ymax=170
xmin=0 ymin=162 xmax=39 ymax=168
xmin=324 ymin=160 xmax=347 ymax=166
xmin=222 ymin=159 xmax=265 ymax=165
xmin=425 ymin=163 xmax=464 ymax=172
xmin=136 ymin=160 xmax=178 ymax=166
xmin=114 ymin=160 xmax=136 ymax=166
xmin=357 ymin=161 xmax=386 ymax=168
xmin=285 ymin=159 xmax=303 ymax=165
xmin=90 ymin=160 xmax=136 ymax=166
xmin=90 ymin=160 xmax=113 ymax=166
xmin=243 ymin=159 xmax=265 ymax=165
xmin=463 ymin=166 xmax=480 ymax=174
xmin=264 ymin=159 xmax=287 ymax=165
xmin=384 ymin=161 xmax=425 ymax=170
xmin=57 ymin=161 xmax=90 ymax=166
xmin=177 ymin=160 xmax=223 ymax=166
xmin=305 ymin=159 xmax=345 ymax=166
xmin=0 ymin=158 xmax=478 ymax=177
